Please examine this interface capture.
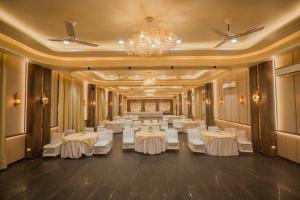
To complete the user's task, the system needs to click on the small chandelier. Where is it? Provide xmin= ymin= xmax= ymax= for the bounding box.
xmin=125 ymin=16 xmax=178 ymax=56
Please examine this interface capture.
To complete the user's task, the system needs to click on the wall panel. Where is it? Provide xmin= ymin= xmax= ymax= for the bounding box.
xmin=295 ymin=75 xmax=300 ymax=133
xmin=276 ymin=76 xmax=297 ymax=133
xmin=274 ymin=51 xmax=293 ymax=69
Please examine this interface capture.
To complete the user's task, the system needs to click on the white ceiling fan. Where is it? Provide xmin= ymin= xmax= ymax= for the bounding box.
xmin=213 ymin=18 xmax=264 ymax=48
xmin=48 ymin=20 xmax=98 ymax=47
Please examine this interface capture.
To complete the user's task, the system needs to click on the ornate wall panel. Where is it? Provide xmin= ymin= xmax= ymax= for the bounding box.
xmin=130 ymin=102 xmax=142 ymax=112
xmin=127 ymin=99 xmax=173 ymax=113
xmin=159 ymin=102 xmax=171 ymax=112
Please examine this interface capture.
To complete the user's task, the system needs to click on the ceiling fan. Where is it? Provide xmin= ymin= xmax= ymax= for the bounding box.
xmin=48 ymin=20 xmax=98 ymax=47
xmin=213 ymin=18 xmax=264 ymax=48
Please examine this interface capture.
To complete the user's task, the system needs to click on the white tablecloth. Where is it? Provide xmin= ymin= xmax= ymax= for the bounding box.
xmin=181 ymin=121 xmax=198 ymax=133
xmin=61 ymin=133 xmax=98 ymax=158
xmin=201 ymin=131 xmax=238 ymax=156
xmin=135 ymin=131 xmax=166 ymax=155
xmin=105 ymin=121 xmax=124 ymax=133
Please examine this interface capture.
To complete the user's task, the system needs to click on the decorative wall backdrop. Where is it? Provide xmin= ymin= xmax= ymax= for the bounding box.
xmin=127 ymin=99 xmax=173 ymax=113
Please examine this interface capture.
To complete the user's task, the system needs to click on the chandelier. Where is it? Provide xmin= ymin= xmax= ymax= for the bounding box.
xmin=125 ymin=17 xmax=178 ymax=56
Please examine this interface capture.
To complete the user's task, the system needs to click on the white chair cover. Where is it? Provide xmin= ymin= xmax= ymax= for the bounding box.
xmin=236 ymin=130 xmax=253 ymax=153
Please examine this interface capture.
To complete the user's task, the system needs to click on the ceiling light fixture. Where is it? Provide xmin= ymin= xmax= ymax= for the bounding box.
xmin=176 ymin=39 xmax=182 ymax=44
xmin=118 ymin=40 xmax=124 ymax=44
xmin=125 ymin=16 xmax=178 ymax=56
xmin=63 ymin=40 xmax=70 ymax=45
xmin=143 ymin=78 xmax=156 ymax=86
xmin=230 ymin=38 xmax=238 ymax=43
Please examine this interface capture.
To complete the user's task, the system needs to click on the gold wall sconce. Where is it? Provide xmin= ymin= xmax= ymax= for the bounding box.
xmin=239 ymin=96 xmax=244 ymax=104
xmin=205 ymin=99 xmax=211 ymax=105
xmin=90 ymin=101 xmax=96 ymax=106
xmin=252 ymin=93 xmax=260 ymax=103
xmin=83 ymin=100 xmax=87 ymax=106
xmin=13 ymin=92 xmax=21 ymax=107
xmin=219 ymin=98 xmax=224 ymax=105
xmin=41 ymin=95 xmax=49 ymax=105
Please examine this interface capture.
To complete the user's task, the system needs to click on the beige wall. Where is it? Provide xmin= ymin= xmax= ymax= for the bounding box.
xmin=214 ymin=68 xmax=251 ymax=125
xmin=4 ymin=53 xmax=26 ymax=137
xmin=274 ymin=46 xmax=300 ymax=164
xmin=1 ymin=52 xmax=27 ymax=165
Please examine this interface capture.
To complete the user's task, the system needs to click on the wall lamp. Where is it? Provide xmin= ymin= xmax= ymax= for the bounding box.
xmin=13 ymin=92 xmax=21 ymax=107
xmin=219 ymin=97 xmax=224 ymax=105
xmin=41 ymin=95 xmax=49 ymax=105
xmin=205 ymin=99 xmax=211 ymax=105
xmin=239 ymin=96 xmax=244 ymax=104
xmin=90 ymin=101 xmax=96 ymax=106
xmin=252 ymin=93 xmax=260 ymax=103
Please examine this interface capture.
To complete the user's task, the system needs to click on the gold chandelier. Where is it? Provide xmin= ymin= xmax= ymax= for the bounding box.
xmin=125 ymin=17 xmax=178 ymax=56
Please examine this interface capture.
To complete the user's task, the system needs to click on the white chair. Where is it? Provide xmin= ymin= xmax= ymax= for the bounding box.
xmin=96 ymin=127 xmax=107 ymax=132
xmin=160 ymin=120 xmax=168 ymax=130
xmin=198 ymin=124 xmax=207 ymax=132
xmin=224 ymin=128 xmax=236 ymax=134
xmin=162 ymin=115 xmax=169 ymax=121
xmin=123 ymin=128 xmax=135 ymax=149
xmin=143 ymin=120 xmax=151 ymax=125
xmin=84 ymin=127 xmax=94 ymax=132
xmin=94 ymin=130 xmax=113 ymax=155
xmin=173 ymin=119 xmax=183 ymax=131
xmin=208 ymin=126 xmax=218 ymax=133
xmin=132 ymin=120 xmax=141 ymax=131
xmin=43 ymin=132 xmax=64 ymax=157
xmin=166 ymin=129 xmax=179 ymax=150
xmin=152 ymin=119 xmax=158 ymax=124
xmin=187 ymin=129 xmax=205 ymax=153
xmin=64 ymin=129 xmax=75 ymax=136
xmin=123 ymin=120 xmax=132 ymax=129
xmin=236 ymin=130 xmax=253 ymax=153
xmin=98 ymin=121 xmax=106 ymax=128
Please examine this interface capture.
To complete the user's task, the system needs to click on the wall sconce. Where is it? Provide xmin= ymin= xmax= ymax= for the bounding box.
xmin=83 ymin=100 xmax=87 ymax=106
xmin=41 ymin=95 xmax=49 ymax=105
xmin=90 ymin=101 xmax=96 ymax=106
xmin=239 ymin=96 xmax=244 ymax=104
xmin=205 ymin=99 xmax=211 ymax=105
xmin=219 ymin=97 xmax=224 ymax=105
xmin=252 ymin=93 xmax=260 ymax=103
xmin=13 ymin=92 xmax=21 ymax=107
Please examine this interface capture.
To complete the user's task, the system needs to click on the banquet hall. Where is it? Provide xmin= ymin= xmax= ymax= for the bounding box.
xmin=0 ymin=0 xmax=300 ymax=199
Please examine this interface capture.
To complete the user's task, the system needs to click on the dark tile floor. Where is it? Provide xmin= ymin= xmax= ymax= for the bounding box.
xmin=1 ymin=134 xmax=300 ymax=200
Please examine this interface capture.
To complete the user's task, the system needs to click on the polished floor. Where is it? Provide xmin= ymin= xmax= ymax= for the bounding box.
xmin=1 ymin=134 xmax=300 ymax=200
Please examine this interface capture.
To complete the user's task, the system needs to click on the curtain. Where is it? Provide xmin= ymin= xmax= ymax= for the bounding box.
xmin=95 ymin=88 xmax=106 ymax=126
xmin=194 ymin=87 xmax=203 ymax=119
xmin=0 ymin=53 xmax=7 ymax=170
xmin=58 ymin=73 xmax=84 ymax=132
xmin=50 ymin=71 xmax=59 ymax=127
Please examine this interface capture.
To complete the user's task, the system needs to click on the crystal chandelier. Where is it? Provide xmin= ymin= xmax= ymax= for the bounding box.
xmin=125 ymin=17 xmax=178 ymax=56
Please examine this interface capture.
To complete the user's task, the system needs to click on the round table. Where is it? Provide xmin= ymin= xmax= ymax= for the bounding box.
xmin=61 ymin=133 xmax=98 ymax=158
xmin=135 ymin=131 xmax=167 ymax=155
xmin=201 ymin=131 xmax=238 ymax=156
xmin=105 ymin=121 xmax=124 ymax=133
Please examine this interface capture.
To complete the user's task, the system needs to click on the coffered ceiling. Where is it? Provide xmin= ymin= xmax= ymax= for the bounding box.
xmin=1 ymin=0 xmax=300 ymax=97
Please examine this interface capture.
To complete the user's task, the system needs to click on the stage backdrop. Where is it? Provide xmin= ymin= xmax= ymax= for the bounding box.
xmin=127 ymin=99 xmax=173 ymax=113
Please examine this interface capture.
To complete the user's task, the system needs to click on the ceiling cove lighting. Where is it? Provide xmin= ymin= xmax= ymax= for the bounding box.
xmin=230 ymin=38 xmax=238 ymax=43
xmin=143 ymin=78 xmax=156 ymax=86
xmin=125 ymin=16 xmax=178 ymax=56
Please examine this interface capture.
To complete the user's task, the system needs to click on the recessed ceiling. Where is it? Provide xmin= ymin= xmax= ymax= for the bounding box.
xmin=0 ymin=0 xmax=300 ymax=52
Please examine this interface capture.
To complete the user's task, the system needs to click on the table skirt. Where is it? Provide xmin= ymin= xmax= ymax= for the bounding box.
xmin=135 ymin=137 xmax=166 ymax=155
xmin=61 ymin=141 xmax=94 ymax=158
xmin=205 ymin=138 xmax=238 ymax=156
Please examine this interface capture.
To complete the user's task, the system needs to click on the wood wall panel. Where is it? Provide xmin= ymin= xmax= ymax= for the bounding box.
xmin=237 ymin=69 xmax=248 ymax=124
xmin=224 ymin=75 xmax=232 ymax=121
xmin=42 ymin=68 xmax=51 ymax=146
xmin=295 ymin=75 xmax=300 ymax=133
xmin=274 ymin=51 xmax=293 ymax=69
xmin=219 ymin=77 xmax=225 ymax=119
xmin=87 ymin=84 xmax=96 ymax=127
xmin=26 ymin=63 xmax=51 ymax=158
xmin=258 ymin=61 xmax=277 ymax=156
xmin=107 ymin=91 xmax=113 ymax=120
xmin=205 ymin=83 xmax=214 ymax=126
xmin=179 ymin=94 xmax=183 ymax=115
xmin=249 ymin=65 xmax=261 ymax=152
xmin=276 ymin=76 xmax=297 ymax=133
xmin=187 ymin=90 xmax=192 ymax=118
xmin=230 ymin=71 xmax=239 ymax=122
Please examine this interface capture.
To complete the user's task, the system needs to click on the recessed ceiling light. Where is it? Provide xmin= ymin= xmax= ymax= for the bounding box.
xmin=63 ymin=40 xmax=70 ymax=45
xmin=118 ymin=40 xmax=124 ymax=44
xmin=230 ymin=38 xmax=238 ymax=43
xmin=176 ymin=39 xmax=182 ymax=44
